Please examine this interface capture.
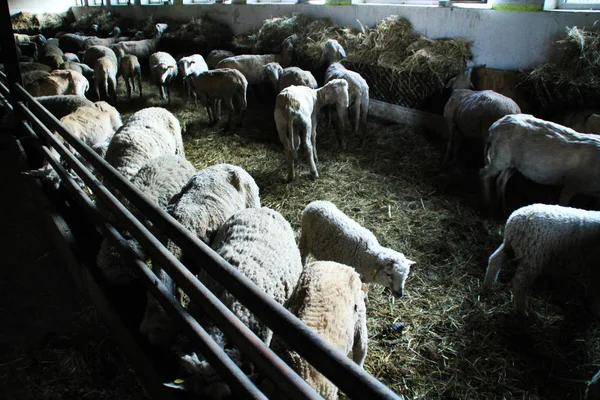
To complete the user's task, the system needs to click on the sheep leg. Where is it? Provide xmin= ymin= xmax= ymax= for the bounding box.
xmin=311 ymin=114 xmax=318 ymax=164
xmin=225 ymin=98 xmax=235 ymax=133
xmin=109 ymin=75 xmax=117 ymax=104
xmin=285 ymin=148 xmax=295 ymax=182
xmin=352 ymin=310 xmax=368 ymax=368
xmin=335 ymin=103 xmax=347 ymax=150
xmin=360 ymin=97 xmax=369 ymax=141
xmin=480 ymin=166 xmax=500 ymax=211
xmin=353 ymin=99 xmax=361 ymax=136
xmin=167 ymin=84 xmax=171 ymax=106
xmin=497 ymin=168 xmax=515 ymax=216
xmin=159 ymin=84 xmax=166 ymax=100
xmin=137 ymin=71 xmax=143 ymax=98
xmin=558 ymin=186 xmax=576 ymax=207
xmin=484 ymin=243 xmax=507 ymax=289
xmin=512 ymin=262 xmax=540 ymax=317
xmin=298 ymin=228 xmax=309 ymax=265
xmin=125 ymin=78 xmax=132 ymax=101
xmin=303 ymin=122 xmax=318 ymax=179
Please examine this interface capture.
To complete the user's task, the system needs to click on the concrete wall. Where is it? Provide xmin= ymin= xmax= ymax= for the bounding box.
xmin=8 ymin=0 xmax=77 ymax=14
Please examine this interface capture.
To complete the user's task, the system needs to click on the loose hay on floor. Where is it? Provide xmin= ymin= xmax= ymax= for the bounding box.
xmin=109 ymin=74 xmax=600 ymax=399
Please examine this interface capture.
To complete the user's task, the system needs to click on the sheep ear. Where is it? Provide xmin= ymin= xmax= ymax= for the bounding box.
xmin=407 ymin=259 xmax=416 ymax=266
xmin=163 ymin=380 xmax=186 ymax=391
xmin=190 ymin=61 xmax=195 ymax=65
xmin=338 ymin=47 xmax=346 ymax=59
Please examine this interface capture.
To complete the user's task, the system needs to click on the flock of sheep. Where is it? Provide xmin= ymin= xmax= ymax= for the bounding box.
xmin=9 ymin=15 xmax=600 ymax=399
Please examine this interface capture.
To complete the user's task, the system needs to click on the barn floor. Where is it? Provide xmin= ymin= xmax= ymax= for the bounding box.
xmin=1 ymin=66 xmax=600 ymax=400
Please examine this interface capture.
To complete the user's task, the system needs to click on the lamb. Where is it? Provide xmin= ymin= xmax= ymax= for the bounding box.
xmin=93 ymin=55 xmax=118 ymax=104
xmin=58 ymin=61 xmax=94 ymax=81
xmin=119 ymin=54 xmax=142 ymax=100
xmin=268 ymin=261 xmax=367 ymax=400
xmin=480 ymin=114 xmax=600 ymax=212
xmin=111 ymin=23 xmax=168 ymax=61
xmin=19 ymin=62 xmax=52 ymax=73
xmin=483 ymin=203 xmax=600 ymax=317
xmin=206 ymin=49 xmax=234 ymax=69
xmin=104 ymin=107 xmax=184 ymax=182
xmin=35 ymin=95 xmax=93 ymax=119
xmin=149 ymin=51 xmax=177 ymax=105
xmin=83 ymin=45 xmax=118 ymax=69
xmin=26 ymin=69 xmax=89 ymax=97
xmin=274 ymin=79 xmax=349 ymax=181
xmin=215 ymin=35 xmax=296 ymax=85
xmin=322 ymin=40 xmax=369 ymax=145
xmin=14 ymin=33 xmax=47 ymax=45
xmin=177 ymin=54 xmax=208 ymax=96
xmin=186 ymin=68 xmax=248 ymax=132
xmin=97 ymin=155 xmax=196 ymax=286
xmin=139 ymin=163 xmax=260 ymax=346
xmin=264 ymin=62 xmax=318 ymax=93
xmin=299 ymin=200 xmax=415 ymax=298
xmin=441 ymin=89 xmax=521 ymax=167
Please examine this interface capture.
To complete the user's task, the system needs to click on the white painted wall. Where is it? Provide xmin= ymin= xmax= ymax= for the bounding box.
xmin=8 ymin=0 xmax=77 ymax=14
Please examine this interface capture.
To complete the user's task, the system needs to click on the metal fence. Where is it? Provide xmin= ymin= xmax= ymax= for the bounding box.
xmin=0 ymin=5 xmax=404 ymax=400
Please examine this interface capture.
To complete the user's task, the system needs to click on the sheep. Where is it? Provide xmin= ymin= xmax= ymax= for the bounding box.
xmin=14 ymin=33 xmax=46 ymax=45
xmin=83 ymin=45 xmax=118 ymax=69
xmin=441 ymin=89 xmax=521 ymax=167
xmin=483 ymin=203 xmax=600 ymax=317
xmin=177 ymin=54 xmax=208 ymax=96
xmin=185 ymin=68 xmax=248 ymax=132
xmin=175 ymin=207 xmax=303 ymax=395
xmin=558 ymin=110 xmax=600 ymax=134
xmin=215 ymin=35 xmax=296 ymax=85
xmin=39 ymin=43 xmax=64 ymax=69
xmin=114 ymin=31 xmax=145 ymax=44
xmin=149 ymin=51 xmax=177 ymax=105
xmin=19 ymin=62 xmax=52 ymax=73
xmin=139 ymin=163 xmax=260 ymax=346
xmin=58 ymin=61 xmax=94 ymax=81
xmin=26 ymin=69 xmax=89 ymax=97
xmin=264 ymin=62 xmax=318 ymax=93
xmin=93 ymin=55 xmax=118 ymax=104
xmin=22 ymin=70 xmax=50 ymax=87
xmin=480 ymin=114 xmax=600 ymax=213
xmin=320 ymin=39 xmax=369 ymax=146
xmin=111 ymin=23 xmax=168 ymax=61
xmin=104 ymin=107 xmax=184 ymax=182
xmin=63 ymin=52 xmax=81 ymax=63
xmin=97 ymin=155 xmax=196 ymax=286
xmin=206 ymin=49 xmax=234 ymax=69
xmin=299 ymin=200 xmax=415 ymax=298
xmin=268 ymin=261 xmax=367 ymax=400
xmin=274 ymin=79 xmax=349 ymax=181
xmin=83 ymin=26 xmax=122 ymax=49
xmin=59 ymin=33 xmax=91 ymax=54
xmin=35 ymin=95 xmax=93 ymax=119
xmin=119 ymin=54 xmax=142 ymax=100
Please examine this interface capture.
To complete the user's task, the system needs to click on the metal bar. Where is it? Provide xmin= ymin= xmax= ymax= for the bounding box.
xmin=17 ymin=101 xmax=319 ymax=400
xmin=0 ymin=81 xmax=10 ymax=98
xmin=0 ymin=0 xmax=23 ymax=92
xmin=13 ymin=84 xmax=402 ymax=399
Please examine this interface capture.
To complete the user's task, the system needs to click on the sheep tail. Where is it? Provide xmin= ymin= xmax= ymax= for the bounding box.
xmin=484 ymin=242 xmax=509 ymax=289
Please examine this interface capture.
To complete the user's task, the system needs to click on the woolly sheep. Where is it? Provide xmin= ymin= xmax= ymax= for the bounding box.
xmin=318 ymin=39 xmax=346 ymax=67
xmin=97 ymin=155 xmax=195 ymax=286
xmin=26 ymin=69 xmax=89 ymax=97
xmin=83 ymin=45 xmax=118 ymax=69
xmin=59 ymin=33 xmax=90 ymax=54
xmin=558 ymin=110 xmax=600 ymax=134
xmin=39 ymin=43 xmax=64 ymax=69
xmin=274 ymin=79 xmax=349 ymax=181
xmin=150 ymin=51 xmax=177 ymax=105
xmin=186 ymin=68 xmax=248 ymax=131
xmin=268 ymin=261 xmax=367 ymax=400
xmin=19 ymin=62 xmax=51 ymax=73
xmin=177 ymin=54 xmax=208 ymax=97
xmin=104 ymin=107 xmax=184 ymax=182
xmin=93 ymin=55 xmax=118 ymax=104
xmin=83 ymin=26 xmax=122 ymax=49
xmin=63 ymin=52 xmax=81 ymax=63
xmin=35 ymin=95 xmax=94 ymax=119
xmin=480 ymin=114 xmax=600 ymax=212
xmin=22 ymin=70 xmax=49 ymax=87
xmin=299 ymin=200 xmax=415 ymax=298
xmin=58 ymin=61 xmax=94 ymax=81
xmin=119 ymin=54 xmax=142 ymax=100
xmin=112 ymin=23 xmax=168 ymax=61
xmin=264 ymin=62 xmax=318 ymax=93
xmin=139 ymin=163 xmax=260 ymax=346
xmin=14 ymin=33 xmax=46 ymax=45
xmin=484 ymin=203 xmax=600 ymax=317
xmin=441 ymin=89 xmax=521 ymax=167
xmin=206 ymin=49 xmax=234 ymax=69
xmin=215 ymin=35 xmax=296 ymax=85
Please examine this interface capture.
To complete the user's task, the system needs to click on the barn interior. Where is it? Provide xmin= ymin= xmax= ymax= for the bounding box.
xmin=1 ymin=0 xmax=600 ymax=399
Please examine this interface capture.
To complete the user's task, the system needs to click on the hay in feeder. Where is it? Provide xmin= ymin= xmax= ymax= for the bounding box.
xmin=69 ymin=8 xmax=119 ymax=35
xmin=11 ymin=11 xmax=72 ymax=36
xmin=163 ymin=15 xmax=234 ymax=50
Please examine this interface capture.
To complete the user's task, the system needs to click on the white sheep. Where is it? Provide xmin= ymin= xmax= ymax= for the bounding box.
xmin=83 ymin=45 xmax=118 ymax=69
xmin=268 ymin=261 xmax=367 ymax=400
xmin=59 ymin=33 xmax=91 ymax=54
xmin=215 ymin=35 xmax=296 ymax=85
xmin=83 ymin=26 xmax=122 ymax=49
xmin=264 ymin=62 xmax=318 ymax=93
xmin=441 ymin=89 xmax=521 ymax=167
xmin=206 ymin=49 xmax=234 ymax=69
xmin=149 ymin=51 xmax=177 ymax=105
xmin=35 ymin=95 xmax=93 ymax=119
xmin=97 ymin=154 xmax=196 ymax=286
xmin=484 ymin=203 xmax=600 ymax=317
xmin=177 ymin=54 xmax=208 ymax=96
xmin=186 ymin=68 xmax=248 ymax=132
xmin=63 ymin=52 xmax=81 ymax=63
xmin=26 ymin=69 xmax=89 ymax=97
xmin=58 ymin=61 xmax=94 ymax=81
xmin=14 ymin=33 xmax=47 ymax=45
xmin=93 ymin=55 xmax=118 ymax=104
xmin=39 ymin=43 xmax=64 ymax=70
xmin=104 ymin=107 xmax=184 ymax=182
xmin=119 ymin=54 xmax=142 ymax=100
xmin=112 ymin=23 xmax=168 ymax=61
xmin=480 ymin=113 xmax=600 ymax=212
xmin=299 ymin=200 xmax=415 ymax=298
xmin=274 ymin=79 xmax=349 ymax=181
xmin=139 ymin=163 xmax=261 ymax=346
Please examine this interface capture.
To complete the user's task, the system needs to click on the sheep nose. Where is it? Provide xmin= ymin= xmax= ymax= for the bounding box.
xmin=393 ymin=291 xmax=403 ymax=299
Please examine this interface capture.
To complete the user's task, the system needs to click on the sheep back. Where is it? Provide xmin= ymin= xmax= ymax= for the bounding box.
xmin=36 ymin=95 xmax=93 ymax=119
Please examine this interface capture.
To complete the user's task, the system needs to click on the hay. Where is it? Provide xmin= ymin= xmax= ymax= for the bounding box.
xmin=11 ymin=11 xmax=73 ymax=36
xmin=162 ymin=15 xmax=234 ymax=50
xmin=69 ymin=8 xmax=119 ymax=35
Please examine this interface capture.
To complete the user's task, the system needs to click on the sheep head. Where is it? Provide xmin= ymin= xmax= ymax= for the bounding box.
xmin=319 ymin=39 xmax=346 ymax=67
xmin=372 ymin=248 xmax=415 ymax=298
